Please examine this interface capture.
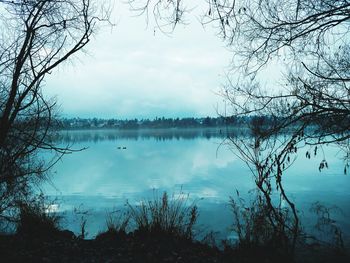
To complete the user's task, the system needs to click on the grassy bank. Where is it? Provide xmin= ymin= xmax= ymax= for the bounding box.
xmin=0 ymin=192 xmax=349 ymax=263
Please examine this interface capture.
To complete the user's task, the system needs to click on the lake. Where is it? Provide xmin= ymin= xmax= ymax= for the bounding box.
xmin=43 ymin=129 xmax=350 ymax=244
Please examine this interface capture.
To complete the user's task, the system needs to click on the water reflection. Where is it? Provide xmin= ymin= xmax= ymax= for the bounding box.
xmin=44 ymin=129 xmax=350 ymax=242
xmin=50 ymin=128 xmax=234 ymax=144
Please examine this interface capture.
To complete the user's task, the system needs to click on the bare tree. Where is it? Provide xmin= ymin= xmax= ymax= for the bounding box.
xmin=210 ymin=0 xmax=350 ymax=252
xmin=131 ymin=0 xmax=350 ymax=254
xmin=199 ymin=0 xmax=350 ymax=151
xmin=0 ymin=0 xmax=110 ymax=218
xmin=128 ymin=0 xmax=186 ymax=31
xmin=130 ymin=0 xmax=349 ymax=146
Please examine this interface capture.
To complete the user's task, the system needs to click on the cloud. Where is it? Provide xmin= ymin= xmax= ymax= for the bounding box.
xmin=44 ymin=2 xmax=231 ymax=118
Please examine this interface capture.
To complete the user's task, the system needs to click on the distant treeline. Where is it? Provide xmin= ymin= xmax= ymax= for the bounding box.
xmin=48 ymin=114 xmax=348 ymax=133
xmin=55 ymin=116 xmax=241 ymax=130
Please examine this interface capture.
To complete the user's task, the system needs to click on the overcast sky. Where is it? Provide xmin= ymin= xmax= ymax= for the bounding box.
xmin=44 ymin=1 xmax=235 ymax=119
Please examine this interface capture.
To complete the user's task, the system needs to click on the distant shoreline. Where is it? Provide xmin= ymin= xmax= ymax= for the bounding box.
xmin=55 ymin=126 xmax=237 ymax=132
xmin=54 ymin=116 xmax=239 ymax=130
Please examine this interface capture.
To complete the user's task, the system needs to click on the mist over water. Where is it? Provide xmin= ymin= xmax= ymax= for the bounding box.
xmin=44 ymin=129 xmax=350 ymax=242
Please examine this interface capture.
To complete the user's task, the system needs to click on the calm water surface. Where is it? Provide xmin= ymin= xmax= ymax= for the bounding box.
xmin=44 ymin=129 xmax=350 ymax=242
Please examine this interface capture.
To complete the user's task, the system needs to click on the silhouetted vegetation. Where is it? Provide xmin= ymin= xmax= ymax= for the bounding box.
xmin=95 ymin=209 xmax=131 ymax=241
xmin=132 ymin=0 xmax=350 ymax=258
xmin=1 ymin=0 xmax=349 ymax=262
xmin=54 ymin=116 xmax=239 ymax=130
xmin=127 ymin=191 xmax=198 ymax=240
xmin=0 ymin=0 xmax=110 ymax=222
xmin=1 ymin=191 xmax=349 ymax=262
xmin=16 ymin=195 xmax=62 ymax=239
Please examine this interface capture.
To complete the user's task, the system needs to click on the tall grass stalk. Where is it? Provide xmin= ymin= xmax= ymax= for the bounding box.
xmin=127 ymin=191 xmax=198 ymax=239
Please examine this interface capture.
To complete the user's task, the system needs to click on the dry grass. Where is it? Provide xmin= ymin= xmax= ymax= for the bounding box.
xmin=127 ymin=191 xmax=198 ymax=239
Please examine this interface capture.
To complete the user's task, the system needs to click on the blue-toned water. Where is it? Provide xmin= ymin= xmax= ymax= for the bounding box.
xmin=44 ymin=129 xmax=350 ymax=243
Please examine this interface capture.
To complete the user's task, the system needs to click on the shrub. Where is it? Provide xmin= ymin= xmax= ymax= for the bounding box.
xmin=16 ymin=194 xmax=61 ymax=238
xmin=96 ymin=209 xmax=131 ymax=241
xmin=310 ymin=202 xmax=345 ymax=251
xmin=105 ymin=209 xmax=130 ymax=234
xmin=229 ymin=191 xmax=300 ymax=259
xmin=230 ymin=194 xmax=274 ymax=248
xmin=127 ymin=191 xmax=198 ymax=240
